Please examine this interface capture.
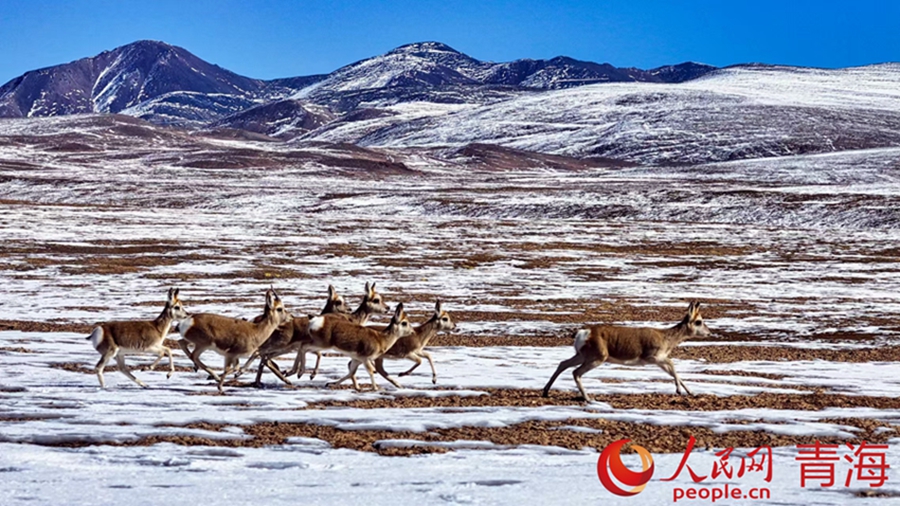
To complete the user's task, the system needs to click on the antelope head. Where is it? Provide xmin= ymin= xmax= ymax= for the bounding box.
xmin=165 ymin=288 xmax=189 ymax=321
xmin=263 ymin=288 xmax=293 ymax=326
xmin=432 ymin=300 xmax=455 ymax=331
xmin=327 ymin=284 xmax=353 ymax=315
xmin=363 ymin=281 xmax=390 ymax=314
xmin=388 ymin=303 xmax=414 ymax=338
xmin=683 ymin=301 xmax=710 ymax=338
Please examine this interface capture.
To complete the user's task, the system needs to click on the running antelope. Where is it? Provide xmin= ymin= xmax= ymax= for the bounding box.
xmin=542 ymin=301 xmax=711 ymax=401
xmin=235 ymin=284 xmax=351 ymax=380
xmin=285 ymin=281 xmax=390 ymax=380
xmin=242 ymin=284 xmax=353 ymax=386
xmin=372 ymin=301 xmax=455 ymax=384
xmin=177 ymin=288 xmax=292 ymax=392
xmin=304 ymin=303 xmax=413 ymax=391
xmin=87 ymin=288 xmax=188 ymax=388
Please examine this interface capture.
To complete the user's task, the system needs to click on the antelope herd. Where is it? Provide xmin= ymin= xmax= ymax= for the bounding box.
xmin=86 ymin=284 xmax=708 ymax=400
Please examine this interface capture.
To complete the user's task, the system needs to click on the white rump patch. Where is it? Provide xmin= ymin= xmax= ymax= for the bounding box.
xmin=573 ymin=329 xmax=590 ymax=352
xmin=177 ymin=317 xmax=194 ymax=336
xmin=308 ymin=316 xmax=325 ymax=333
xmin=89 ymin=327 xmax=103 ymax=350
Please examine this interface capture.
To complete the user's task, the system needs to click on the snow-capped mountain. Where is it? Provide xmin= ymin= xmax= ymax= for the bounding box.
xmin=0 ymin=40 xmax=272 ymax=125
xmin=0 ymin=39 xmax=715 ymax=128
xmin=300 ymin=41 xmax=716 ymax=93
xmin=292 ymin=41 xmax=716 ymax=110
xmin=3 ymin=39 xmax=898 ymax=166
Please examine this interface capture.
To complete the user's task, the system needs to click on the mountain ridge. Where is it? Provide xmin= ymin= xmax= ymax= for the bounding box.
xmin=0 ymin=39 xmax=717 ymax=125
xmin=2 ymin=40 xmax=899 ymax=166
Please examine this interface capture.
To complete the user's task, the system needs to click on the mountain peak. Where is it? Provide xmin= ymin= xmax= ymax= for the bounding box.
xmin=122 ymin=39 xmax=175 ymax=50
xmin=388 ymin=41 xmax=462 ymax=56
xmin=98 ymin=39 xmax=177 ymax=57
xmin=0 ymin=39 xmax=263 ymax=121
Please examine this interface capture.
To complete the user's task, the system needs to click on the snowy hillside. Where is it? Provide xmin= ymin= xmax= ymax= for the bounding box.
xmin=209 ymin=99 xmax=335 ymax=137
xmin=329 ymin=64 xmax=900 ymax=164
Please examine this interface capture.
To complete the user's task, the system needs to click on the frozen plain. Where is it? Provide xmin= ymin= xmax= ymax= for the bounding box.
xmin=1 ymin=114 xmax=900 ymax=504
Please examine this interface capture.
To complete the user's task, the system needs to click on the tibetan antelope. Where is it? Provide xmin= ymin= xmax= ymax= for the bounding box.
xmin=241 ymin=284 xmax=353 ymax=387
xmin=372 ymin=301 xmax=455 ymax=384
xmin=235 ymin=285 xmax=350 ymax=384
xmin=177 ymin=288 xmax=292 ymax=392
xmin=304 ymin=303 xmax=414 ymax=391
xmin=285 ymin=281 xmax=390 ymax=380
xmin=542 ymin=301 xmax=711 ymax=401
xmin=87 ymin=288 xmax=188 ymax=388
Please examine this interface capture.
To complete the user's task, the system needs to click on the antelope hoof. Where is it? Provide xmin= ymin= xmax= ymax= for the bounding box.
xmin=432 ymin=377 xmax=437 ymax=384
xmin=398 ymin=372 xmax=409 ymax=377
xmin=138 ymin=382 xmax=149 ymax=389
xmin=166 ymin=372 xmax=173 ymax=379
xmin=251 ymin=381 xmax=262 ymax=389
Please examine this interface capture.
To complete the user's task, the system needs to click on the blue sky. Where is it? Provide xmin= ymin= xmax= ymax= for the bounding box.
xmin=1 ymin=0 xmax=897 ymax=84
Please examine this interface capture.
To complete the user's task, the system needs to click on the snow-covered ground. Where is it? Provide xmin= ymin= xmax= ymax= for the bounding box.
xmin=5 ymin=332 xmax=900 ymax=442
xmin=5 ymin=442 xmax=900 ymax=506
xmin=2 ymin=331 xmax=900 ymax=505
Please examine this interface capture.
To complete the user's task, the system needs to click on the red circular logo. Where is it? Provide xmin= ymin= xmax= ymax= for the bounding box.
xmin=597 ymin=439 xmax=655 ymax=496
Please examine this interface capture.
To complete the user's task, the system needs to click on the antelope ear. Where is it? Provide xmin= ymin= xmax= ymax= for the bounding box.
xmin=394 ymin=302 xmax=404 ymax=318
xmin=364 ymin=281 xmax=371 ymax=295
xmin=370 ymin=281 xmax=377 ymax=294
xmin=173 ymin=288 xmax=180 ymax=298
xmin=167 ymin=288 xmax=174 ymax=300
xmin=328 ymin=285 xmax=336 ymax=297
xmin=434 ymin=300 xmax=442 ymax=315
xmin=687 ymin=301 xmax=701 ymax=319
xmin=265 ymin=289 xmax=275 ymax=308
